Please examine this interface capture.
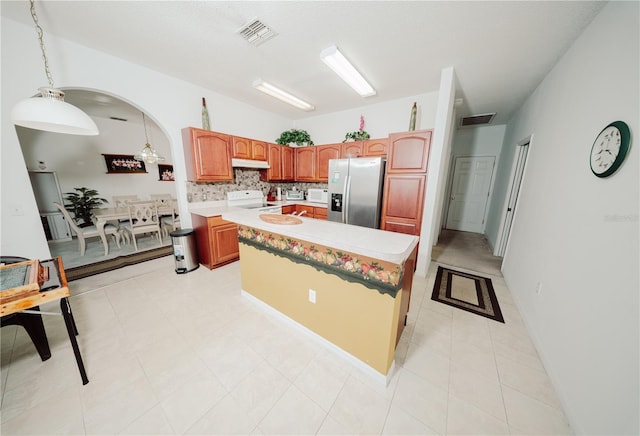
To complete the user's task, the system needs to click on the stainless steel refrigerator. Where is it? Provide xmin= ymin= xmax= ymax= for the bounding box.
xmin=327 ymin=157 xmax=386 ymax=229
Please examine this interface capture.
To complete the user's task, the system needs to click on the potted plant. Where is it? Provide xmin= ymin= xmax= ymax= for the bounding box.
xmin=64 ymin=187 xmax=108 ymax=227
xmin=275 ymin=129 xmax=314 ymax=147
xmin=343 ymin=115 xmax=370 ymax=142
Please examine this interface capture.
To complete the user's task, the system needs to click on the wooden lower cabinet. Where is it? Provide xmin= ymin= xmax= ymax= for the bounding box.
xmin=313 ymin=207 xmax=327 ymax=220
xmin=281 ymin=205 xmax=295 ymax=215
xmin=191 ymin=214 xmax=239 ymax=269
xmin=381 ymin=174 xmax=426 ymax=236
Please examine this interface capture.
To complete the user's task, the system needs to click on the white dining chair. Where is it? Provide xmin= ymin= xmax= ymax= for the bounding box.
xmin=54 ymin=202 xmax=122 ymax=256
xmin=112 ymin=195 xmax=139 ymax=208
xmin=121 ymin=200 xmax=163 ymax=251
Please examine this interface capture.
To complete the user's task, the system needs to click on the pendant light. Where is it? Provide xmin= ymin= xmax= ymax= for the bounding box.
xmin=10 ymin=0 xmax=99 ymax=136
xmin=134 ymin=112 xmax=165 ymax=164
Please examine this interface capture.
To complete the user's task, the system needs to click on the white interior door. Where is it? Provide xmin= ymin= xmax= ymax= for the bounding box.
xmin=495 ymin=140 xmax=530 ymax=257
xmin=445 ymin=156 xmax=496 ymax=233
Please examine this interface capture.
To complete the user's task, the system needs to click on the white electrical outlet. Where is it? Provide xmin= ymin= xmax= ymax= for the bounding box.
xmin=308 ymin=289 xmax=316 ymax=304
xmin=535 ymin=282 xmax=543 ymax=295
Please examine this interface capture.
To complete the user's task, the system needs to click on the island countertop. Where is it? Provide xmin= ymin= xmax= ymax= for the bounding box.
xmin=222 ymin=208 xmax=418 ymax=265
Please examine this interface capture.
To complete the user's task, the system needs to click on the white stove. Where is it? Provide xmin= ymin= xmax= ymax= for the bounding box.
xmin=226 ymin=190 xmax=282 ymax=214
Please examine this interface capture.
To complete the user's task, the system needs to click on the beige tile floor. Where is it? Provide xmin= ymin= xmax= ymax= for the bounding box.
xmin=0 ymin=232 xmax=573 ymax=435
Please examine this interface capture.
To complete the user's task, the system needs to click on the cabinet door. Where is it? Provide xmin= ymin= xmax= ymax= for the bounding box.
xmin=265 ymin=143 xmax=282 ymax=181
xmin=387 ymin=130 xmax=432 ymax=173
xmin=341 ymin=141 xmax=363 ymax=158
xmin=251 ymin=140 xmax=268 ymax=161
xmin=381 ymin=174 xmax=426 ymax=236
xmin=182 ymin=128 xmax=233 ymax=181
xmin=281 ymin=205 xmax=295 ymax=215
xmin=232 ymin=136 xmax=252 ymax=159
xmin=295 ymin=147 xmax=316 ymax=181
xmin=316 ymin=144 xmax=341 ymax=181
xmin=363 ymin=138 xmax=388 ymax=157
xmin=281 ymin=146 xmax=295 ymax=180
xmin=296 ymin=205 xmax=315 ymax=217
xmin=313 ymin=207 xmax=328 ymax=220
xmin=212 ymin=222 xmax=240 ymax=264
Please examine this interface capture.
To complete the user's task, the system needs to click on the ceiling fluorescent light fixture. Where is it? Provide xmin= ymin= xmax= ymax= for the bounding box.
xmin=11 ymin=0 xmax=98 ymax=135
xmin=320 ymin=45 xmax=376 ymax=97
xmin=253 ymin=79 xmax=314 ymax=111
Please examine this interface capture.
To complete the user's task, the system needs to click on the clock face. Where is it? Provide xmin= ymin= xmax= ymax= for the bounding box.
xmin=590 ymin=121 xmax=631 ymax=178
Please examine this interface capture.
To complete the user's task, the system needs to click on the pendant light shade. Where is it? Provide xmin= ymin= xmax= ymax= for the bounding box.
xmin=12 ymin=87 xmax=99 ymax=135
xmin=134 ymin=112 xmax=165 ymax=164
xmin=11 ymin=1 xmax=99 ymax=136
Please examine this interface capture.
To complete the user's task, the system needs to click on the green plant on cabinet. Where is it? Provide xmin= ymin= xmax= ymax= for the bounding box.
xmin=275 ymin=129 xmax=314 ymax=146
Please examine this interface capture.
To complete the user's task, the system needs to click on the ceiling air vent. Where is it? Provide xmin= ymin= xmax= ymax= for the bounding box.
xmin=238 ymin=18 xmax=277 ymax=47
xmin=459 ymin=113 xmax=496 ymax=128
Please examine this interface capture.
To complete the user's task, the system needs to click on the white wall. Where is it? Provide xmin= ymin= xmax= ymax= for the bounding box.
xmin=1 ymin=17 xmax=291 ymax=258
xmin=501 ymin=2 xmax=638 ymax=434
xmin=19 ymin=116 xmax=178 ymax=203
xmin=298 ymin=93 xmax=438 ymax=144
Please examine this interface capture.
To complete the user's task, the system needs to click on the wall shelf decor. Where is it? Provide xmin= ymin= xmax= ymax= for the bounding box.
xmin=103 ymin=154 xmax=147 ymax=174
xmin=158 ymin=164 xmax=175 ymax=181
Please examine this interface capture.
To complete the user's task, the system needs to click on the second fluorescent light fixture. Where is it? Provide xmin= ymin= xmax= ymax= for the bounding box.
xmin=253 ymin=79 xmax=315 ymax=111
xmin=320 ymin=46 xmax=376 ymax=97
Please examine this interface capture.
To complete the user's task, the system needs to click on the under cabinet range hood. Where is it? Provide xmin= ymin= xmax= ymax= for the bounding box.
xmin=231 ymin=158 xmax=270 ymax=169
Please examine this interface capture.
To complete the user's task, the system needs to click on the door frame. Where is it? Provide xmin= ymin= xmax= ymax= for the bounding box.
xmin=443 ymin=154 xmax=497 ymax=234
xmin=494 ymin=135 xmax=532 ymax=258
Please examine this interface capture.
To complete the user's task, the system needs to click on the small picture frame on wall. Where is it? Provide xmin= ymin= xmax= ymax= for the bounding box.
xmin=103 ymin=154 xmax=147 ymax=174
xmin=158 ymin=164 xmax=175 ymax=181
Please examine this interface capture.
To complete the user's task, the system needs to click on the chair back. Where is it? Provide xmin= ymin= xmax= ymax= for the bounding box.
xmin=53 ymin=202 xmax=83 ymax=234
xmin=126 ymin=200 xmax=160 ymax=231
xmin=150 ymin=194 xmax=173 ymax=208
xmin=113 ymin=195 xmax=139 ymax=208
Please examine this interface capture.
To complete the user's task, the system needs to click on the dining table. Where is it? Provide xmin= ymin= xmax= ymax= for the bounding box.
xmin=93 ymin=202 xmax=174 ymax=256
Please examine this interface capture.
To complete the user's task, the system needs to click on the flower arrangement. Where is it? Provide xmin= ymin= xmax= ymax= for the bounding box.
xmin=275 ymin=129 xmax=314 ymax=146
xmin=343 ymin=115 xmax=370 ymax=142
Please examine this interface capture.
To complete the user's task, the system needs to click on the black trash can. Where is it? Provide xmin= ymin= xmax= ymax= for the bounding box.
xmin=170 ymin=228 xmax=199 ymax=273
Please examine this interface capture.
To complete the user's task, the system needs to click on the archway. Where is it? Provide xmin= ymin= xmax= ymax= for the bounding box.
xmin=18 ymin=88 xmax=177 ymax=278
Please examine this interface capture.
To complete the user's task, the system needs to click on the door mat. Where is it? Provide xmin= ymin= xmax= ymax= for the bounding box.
xmin=65 ymin=246 xmax=173 ymax=281
xmin=431 ymin=266 xmax=504 ymax=323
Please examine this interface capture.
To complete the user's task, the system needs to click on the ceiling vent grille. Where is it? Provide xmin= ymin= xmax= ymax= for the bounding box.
xmin=459 ymin=113 xmax=496 ymax=127
xmin=238 ymin=18 xmax=277 ymax=47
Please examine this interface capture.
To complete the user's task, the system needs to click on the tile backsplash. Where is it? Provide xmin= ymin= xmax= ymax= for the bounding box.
xmin=185 ymin=169 xmax=327 ymax=202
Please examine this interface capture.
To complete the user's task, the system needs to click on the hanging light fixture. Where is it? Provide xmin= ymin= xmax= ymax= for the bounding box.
xmin=11 ymin=0 xmax=99 ymax=135
xmin=134 ymin=112 xmax=165 ymax=164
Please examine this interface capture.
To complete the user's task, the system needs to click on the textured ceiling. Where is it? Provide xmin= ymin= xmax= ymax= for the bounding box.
xmin=1 ymin=1 xmax=606 ymax=125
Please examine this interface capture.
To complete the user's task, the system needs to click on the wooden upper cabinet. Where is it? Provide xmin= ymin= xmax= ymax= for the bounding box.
xmin=295 ymin=147 xmax=316 ymax=181
xmin=251 ymin=140 xmax=268 ymax=161
xmin=386 ymin=130 xmax=432 ymax=173
xmin=341 ymin=141 xmax=363 ymax=158
xmin=182 ymin=127 xmax=233 ymax=182
xmin=316 ymin=144 xmax=341 ymax=181
xmin=232 ymin=136 xmax=252 ymax=159
xmin=232 ymin=136 xmax=267 ymax=161
xmin=363 ymin=138 xmax=388 ymax=157
xmin=281 ymin=146 xmax=295 ymax=180
xmin=265 ymin=143 xmax=282 ymax=181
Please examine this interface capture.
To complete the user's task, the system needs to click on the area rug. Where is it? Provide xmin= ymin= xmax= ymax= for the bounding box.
xmin=431 ymin=266 xmax=504 ymax=323
xmin=65 ymin=246 xmax=173 ymax=281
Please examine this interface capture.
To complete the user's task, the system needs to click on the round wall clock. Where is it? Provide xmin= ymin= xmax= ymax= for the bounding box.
xmin=590 ymin=120 xmax=631 ymax=178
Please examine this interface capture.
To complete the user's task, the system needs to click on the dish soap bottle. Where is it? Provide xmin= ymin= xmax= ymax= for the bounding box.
xmin=201 ymin=97 xmax=211 ymax=130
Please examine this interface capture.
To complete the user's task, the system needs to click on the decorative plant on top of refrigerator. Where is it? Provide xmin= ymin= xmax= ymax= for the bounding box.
xmin=343 ymin=115 xmax=370 ymax=142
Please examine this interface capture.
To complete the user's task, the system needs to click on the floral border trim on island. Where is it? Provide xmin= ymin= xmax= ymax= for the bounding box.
xmin=238 ymin=225 xmax=405 ymax=297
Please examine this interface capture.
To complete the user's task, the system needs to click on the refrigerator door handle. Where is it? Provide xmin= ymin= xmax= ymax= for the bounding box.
xmin=344 ymin=175 xmax=351 ymax=224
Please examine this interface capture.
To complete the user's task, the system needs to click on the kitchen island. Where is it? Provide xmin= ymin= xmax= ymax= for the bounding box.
xmin=221 ymin=208 xmax=419 ymax=384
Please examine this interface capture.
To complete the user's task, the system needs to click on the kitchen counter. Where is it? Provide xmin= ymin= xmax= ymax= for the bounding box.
xmin=221 ymin=208 xmax=418 ymax=383
xmin=188 ymin=199 xmax=327 ymax=219
xmin=222 ymin=208 xmax=416 ymax=264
